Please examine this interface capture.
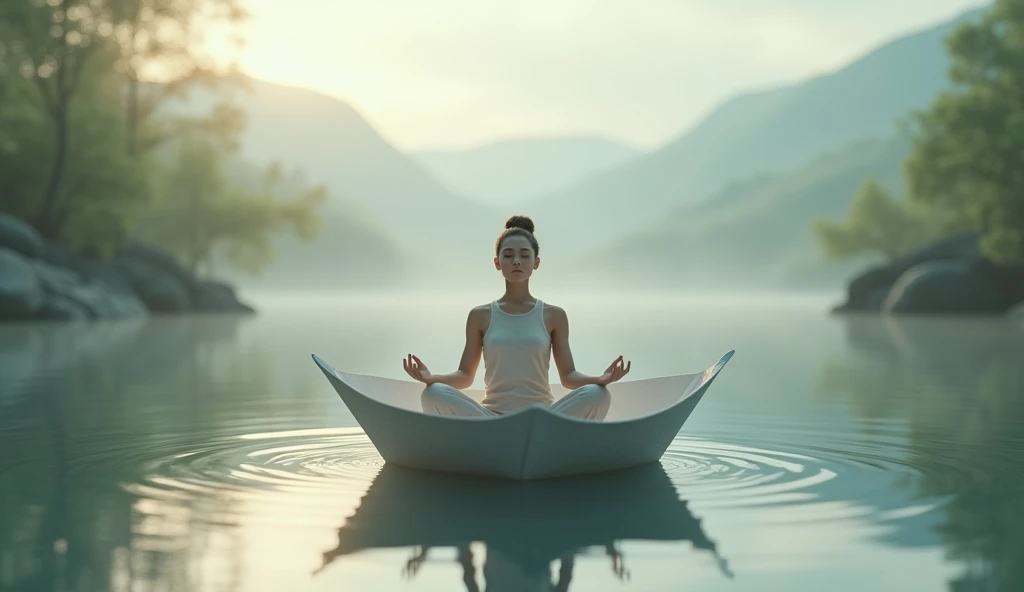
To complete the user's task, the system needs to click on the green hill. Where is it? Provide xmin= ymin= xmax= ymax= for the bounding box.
xmin=533 ymin=7 xmax=982 ymax=259
xmin=568 ymin=136 xmax=910 ymax=289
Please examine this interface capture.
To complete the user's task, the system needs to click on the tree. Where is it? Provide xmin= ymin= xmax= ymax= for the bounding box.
xmin=139 ymin=134 xmax=326 ymax=275
xmin=0 ymin=0 xmax=112 ymax=239
xmin=905 ymin=0 xmax=1024 ymax=264
xmin=106 ymin=0 xmax=248 ymax=156
xmin=0 ymin=55 xmax=49 ymax=205
xmin=0 ymin=47 xmax=148 ymax=256
xmin=813 ymin=177 xmax=942 ymax=262
xmin=59 ymin=68 xmax=151 ymax=257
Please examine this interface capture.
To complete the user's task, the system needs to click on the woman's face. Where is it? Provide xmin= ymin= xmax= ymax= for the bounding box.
xmin=494 ymin=235 xmax=539 ymax=282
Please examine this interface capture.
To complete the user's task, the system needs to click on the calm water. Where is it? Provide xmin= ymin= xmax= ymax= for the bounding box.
xmin=1 ymin=291 xmax=1022 ymax=592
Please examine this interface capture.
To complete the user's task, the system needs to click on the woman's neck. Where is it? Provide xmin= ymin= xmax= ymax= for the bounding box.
xmin=501 ymin=281 xmax=533 ymax=303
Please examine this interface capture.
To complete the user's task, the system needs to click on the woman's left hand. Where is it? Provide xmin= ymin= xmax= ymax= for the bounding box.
xmin=597 ymin=355 xmax=631 ymax=386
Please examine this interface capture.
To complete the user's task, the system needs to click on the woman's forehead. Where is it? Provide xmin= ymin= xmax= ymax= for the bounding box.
xmin=500 ymin=236 xmax=534 ymax=250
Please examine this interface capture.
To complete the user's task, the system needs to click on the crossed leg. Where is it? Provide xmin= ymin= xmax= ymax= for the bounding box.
xmin=421 ymin=383 xmax=497 ymax=417
xmin=421 ymin=383 xmax=610 ymax=421
xmin=549 ymin=384 xmax=611 ymax=420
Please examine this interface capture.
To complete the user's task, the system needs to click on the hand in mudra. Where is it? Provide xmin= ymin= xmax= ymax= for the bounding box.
xmin=597 ymin=355 xmax=631 ymax=386
xmin=403 ymin=354 xmax=434 ymax=384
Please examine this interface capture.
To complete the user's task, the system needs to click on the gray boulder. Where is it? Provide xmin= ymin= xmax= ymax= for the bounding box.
xmin=881 ymin=260 xmax=1007 ymax=315
xmin=834 ymin=233 xmax=981 ymax=313
xmin=38 ymin=294 xmax=91 ymax=321
xmin=68 ymin=281 xmax=148 ymax=319
xmin=0 ymin=248 xmax=43 ymax=320
xmin=116 ymin=242 xmax=198 ymax=294
xmin=113 ymin=242 xmax=254 ymax=314
xmin=41 ymin=240 xmax=134 ymax=293
xmin=112 ymin=257 xmax=192 ymax=313
xmin=0 ymin=212 xmax=43 ymax=259
xmin=193 ymin=280 xmax=256 ymax=314
xmin=0 ymin=213 xmax=254 ymax=322
xmin=29 ymin=258 xmax=148 ymax=320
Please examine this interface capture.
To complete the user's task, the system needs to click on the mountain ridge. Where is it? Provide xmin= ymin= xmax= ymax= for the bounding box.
xmin=412 ymin=135 xmax=640 ymax=206
xmin=530 ymin=6 xmax=983 ymax=260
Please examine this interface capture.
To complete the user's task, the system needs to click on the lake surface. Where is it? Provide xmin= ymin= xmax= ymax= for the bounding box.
xmin=1 ymin=290 xmax=1022 ymax=592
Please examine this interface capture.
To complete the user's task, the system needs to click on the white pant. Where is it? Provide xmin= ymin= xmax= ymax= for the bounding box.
xmin=422 ymin=383 xmax=611 ymax=420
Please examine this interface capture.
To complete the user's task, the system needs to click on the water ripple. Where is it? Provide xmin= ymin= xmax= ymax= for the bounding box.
xmin=118 ymin=427 xmax=941 ymax=528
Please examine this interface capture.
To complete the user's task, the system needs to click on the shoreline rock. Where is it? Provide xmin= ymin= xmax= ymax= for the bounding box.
xmin=0 ymin=212 xmax=254 ymax=323
xmin=833 ymin=232 xmax=1024 ymax=316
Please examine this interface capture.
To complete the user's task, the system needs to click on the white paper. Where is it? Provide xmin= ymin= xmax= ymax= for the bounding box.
xmin=312 ymin=350 xmax=734 ymax=480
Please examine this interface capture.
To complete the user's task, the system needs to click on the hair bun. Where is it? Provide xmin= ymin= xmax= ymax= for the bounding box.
xmin=505 ymin=215 xmax=535 ymax=234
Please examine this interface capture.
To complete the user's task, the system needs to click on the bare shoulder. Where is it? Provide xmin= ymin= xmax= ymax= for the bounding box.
xmin=543 ymin=302 xmax=568 ymax=328
xmin=467 ymin=303 xmax=490 ymax=327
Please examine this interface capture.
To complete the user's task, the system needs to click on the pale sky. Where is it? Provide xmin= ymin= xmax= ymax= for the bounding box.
xmin=228 ymin=0 xmax=986 ymax=152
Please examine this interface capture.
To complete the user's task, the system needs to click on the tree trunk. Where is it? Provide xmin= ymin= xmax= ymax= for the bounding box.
xmin=126 ymin=75 xmax=139 ymax=155
xmin=36 ymin=99 xmax=70 ymax=239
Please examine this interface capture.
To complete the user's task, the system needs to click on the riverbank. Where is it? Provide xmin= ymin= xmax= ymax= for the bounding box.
xmin=0 ymin=213 xmax=253 ymax=322
xmin=832 ymin=232 xmax=1024 ymax=317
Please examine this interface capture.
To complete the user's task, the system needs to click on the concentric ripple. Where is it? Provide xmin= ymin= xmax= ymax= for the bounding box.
xmin=118 ymin=426 xmax=941 ymax=529
xmin=125 ymin=428 xmax=382 ymax=500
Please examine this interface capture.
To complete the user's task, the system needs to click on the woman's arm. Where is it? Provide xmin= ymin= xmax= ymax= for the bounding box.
xmin=549 ymin=306 xmax=631 ymax=389
xmin=404 ymin=307 xmax=485 ymax=389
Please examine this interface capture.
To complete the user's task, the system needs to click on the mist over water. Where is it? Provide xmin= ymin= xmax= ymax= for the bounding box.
xmin=1 ymin=289 xmax=1022 ymax=591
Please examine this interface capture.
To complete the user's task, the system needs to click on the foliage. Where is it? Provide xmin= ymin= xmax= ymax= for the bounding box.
xmin=61 ymin=77 xmax=152 ymax=256
xmin=812 ymin=177 xmax=945 ymax=262
xmin=0 ymin=0 xmax=324 ymax=273
xmin=905 ymin=0 xmax=1024 ymax=263
xmin=136 ymin=135 xmax=327 ymax=275
xmin=0 ymin=50 xmax=151 ymax=256
xmin=104 ymin=0 xmax=249 ymax=155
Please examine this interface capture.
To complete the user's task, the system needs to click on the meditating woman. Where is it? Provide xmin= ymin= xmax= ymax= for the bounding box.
xmin=402 ymin=215 xmax=631 ymax=419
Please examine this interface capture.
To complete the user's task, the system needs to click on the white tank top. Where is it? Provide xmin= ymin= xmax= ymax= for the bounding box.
xmin=481 ymin=299 xmax=553 ymax=413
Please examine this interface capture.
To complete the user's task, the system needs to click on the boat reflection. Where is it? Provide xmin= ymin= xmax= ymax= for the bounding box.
xmin=316 ymin=463 xmax=731 ymax=589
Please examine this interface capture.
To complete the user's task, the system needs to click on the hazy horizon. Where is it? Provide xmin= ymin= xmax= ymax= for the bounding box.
xmin=227 ymin=0 xmax=985 ymax=151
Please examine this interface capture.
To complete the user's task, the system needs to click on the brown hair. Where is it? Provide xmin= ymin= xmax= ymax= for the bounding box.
xmin=495 ymin=215 xmax=539 ymax=256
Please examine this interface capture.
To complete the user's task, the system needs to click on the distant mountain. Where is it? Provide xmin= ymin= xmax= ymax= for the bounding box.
xmin=176 ymin=78 xmax=505 ymax=288
xmin=564 ymin=135 xmax=910 ymax=289
xmin=413 ymin=137 xmax=640 ymax=205
xmin=532 ymin=7 xmax=983 ymax=259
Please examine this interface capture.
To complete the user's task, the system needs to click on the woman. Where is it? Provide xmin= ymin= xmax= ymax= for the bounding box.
xmin=403 ymin=215 xmax=631 ymax=419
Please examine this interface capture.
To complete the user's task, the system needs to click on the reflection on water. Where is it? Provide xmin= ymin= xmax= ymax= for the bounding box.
xmin=0 ymin=294 xmax=1022 ymax=591
xmin=315 ymin=464 xmax=731 ymax=590
xmin=817 ymin=315 xmax=1024 ymax=591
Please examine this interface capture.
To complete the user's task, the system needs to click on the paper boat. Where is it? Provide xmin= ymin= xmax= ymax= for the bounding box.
xmin=311 ymin=350 xmax=733 ymax=480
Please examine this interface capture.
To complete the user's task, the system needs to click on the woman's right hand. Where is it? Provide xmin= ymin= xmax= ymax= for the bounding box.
xmin=403 ymin=354 xmax=434 ymax=384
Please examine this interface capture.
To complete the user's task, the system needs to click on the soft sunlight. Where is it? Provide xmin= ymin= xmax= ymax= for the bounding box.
xmin=229 ymin=0 xmax=983 ymax=151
